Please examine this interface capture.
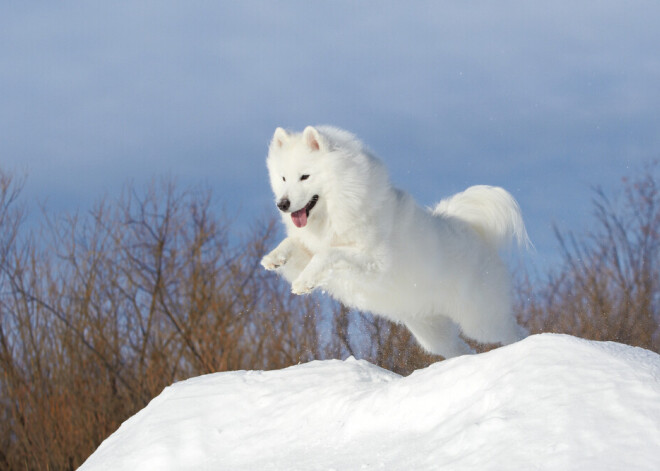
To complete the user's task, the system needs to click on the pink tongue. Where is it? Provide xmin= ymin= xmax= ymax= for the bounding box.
xmin=291 ymin=208 xmax=307 ymax=228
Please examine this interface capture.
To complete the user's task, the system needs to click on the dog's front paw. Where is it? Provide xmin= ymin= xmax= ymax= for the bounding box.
xmin=291 ymin=276 xmax=317 ymax=295
xmin=261 ymin=252 xmax=287 ymax=271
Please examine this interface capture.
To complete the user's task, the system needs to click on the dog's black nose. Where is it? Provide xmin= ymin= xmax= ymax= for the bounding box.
xmin=277 ymin=198 xmax=290 ymax=212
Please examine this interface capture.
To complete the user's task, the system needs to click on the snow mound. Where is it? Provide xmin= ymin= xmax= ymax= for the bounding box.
xmin=80 ymin=334 xmax=660 ymax=470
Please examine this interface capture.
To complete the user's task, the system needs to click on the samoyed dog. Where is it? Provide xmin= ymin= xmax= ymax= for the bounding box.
xmin=261 ymin=125 xmax=529 ymax=358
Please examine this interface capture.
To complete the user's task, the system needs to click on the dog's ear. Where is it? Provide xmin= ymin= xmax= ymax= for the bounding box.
xmin=303 ymin=126 xmax=324 ymax=152
xmin=271 ymin=127 xmax=289 ymax=149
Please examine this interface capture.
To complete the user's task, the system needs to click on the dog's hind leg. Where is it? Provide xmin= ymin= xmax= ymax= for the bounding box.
xmin=405 ymin=315 xmax=475 ymax=359
xmin=453 ymin=280 xmax=527 ymax=347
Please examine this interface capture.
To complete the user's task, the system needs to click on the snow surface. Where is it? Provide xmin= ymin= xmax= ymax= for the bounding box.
xmin=80 ymin=334 xmax=660 ymax=470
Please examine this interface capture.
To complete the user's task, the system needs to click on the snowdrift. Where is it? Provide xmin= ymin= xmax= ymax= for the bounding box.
xmin=80 ymin=334 xmax=660 ymax=470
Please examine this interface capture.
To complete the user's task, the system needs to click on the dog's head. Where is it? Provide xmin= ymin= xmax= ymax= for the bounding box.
xmin=266 ymin=126 xmax=327 ymax=229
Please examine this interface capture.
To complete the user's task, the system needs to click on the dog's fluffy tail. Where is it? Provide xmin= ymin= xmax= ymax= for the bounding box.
xmin=433 ymin=185 xmax=531 ymax=250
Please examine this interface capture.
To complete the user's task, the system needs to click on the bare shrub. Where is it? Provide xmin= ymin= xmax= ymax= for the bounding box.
xmin=0 ymin=176 xmax=324 ymax=470
xmin=518 ymin=163 xmax=660 ymax=352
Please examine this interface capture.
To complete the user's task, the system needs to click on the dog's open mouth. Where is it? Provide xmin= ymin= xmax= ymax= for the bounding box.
xmin=291 ymin=195 xmax=319 ymax=228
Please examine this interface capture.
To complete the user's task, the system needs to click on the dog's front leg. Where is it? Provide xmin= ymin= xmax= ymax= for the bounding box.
xmin=262 ymin=238 xmax=312 ymax=283
xmin=261 ymin=237 xmax=297 ymax=270
xmin=291 ymin=247 xmax=378 ymax=295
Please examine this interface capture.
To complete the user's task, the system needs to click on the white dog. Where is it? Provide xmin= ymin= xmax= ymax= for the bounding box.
xmin=261 ymin=125 xmax=529 ymax=358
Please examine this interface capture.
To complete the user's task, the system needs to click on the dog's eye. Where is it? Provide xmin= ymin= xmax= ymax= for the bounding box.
xmin=300 ymin=174 xmax=310 ymax=181
xmin=282 ymin=176 xmax=286 ymax=182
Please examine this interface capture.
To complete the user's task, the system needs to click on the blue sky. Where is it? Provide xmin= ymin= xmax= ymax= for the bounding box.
xmin=1 ymin=2 xmax=659 ymax=271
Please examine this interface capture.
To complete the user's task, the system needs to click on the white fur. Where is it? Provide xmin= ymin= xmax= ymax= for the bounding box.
xmin=262 ymin=125 xmax=529 ymax=358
